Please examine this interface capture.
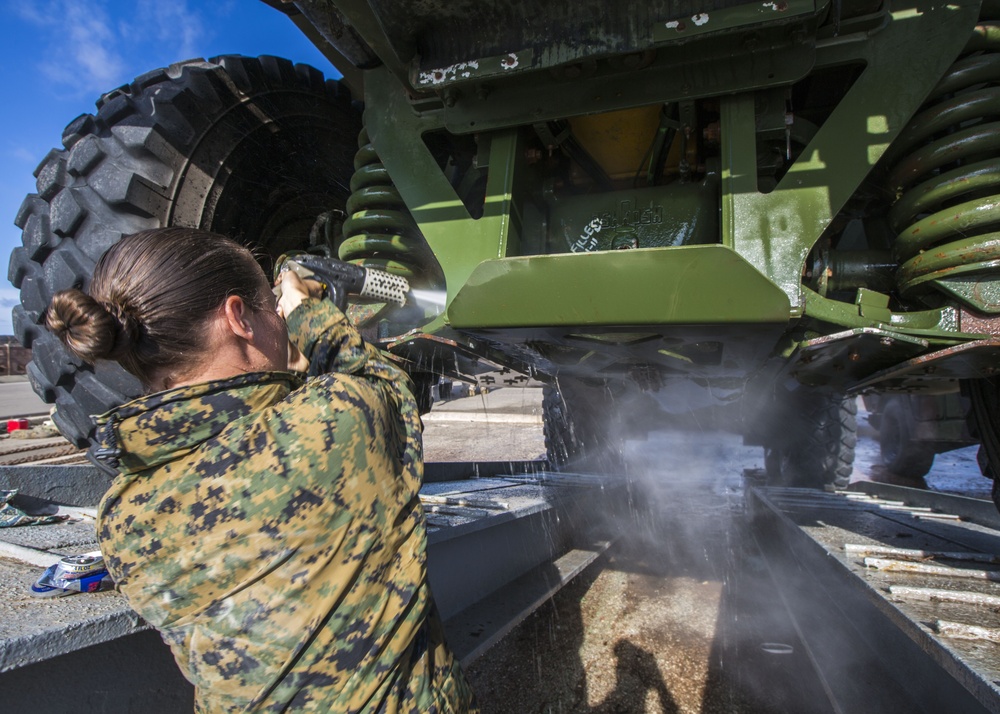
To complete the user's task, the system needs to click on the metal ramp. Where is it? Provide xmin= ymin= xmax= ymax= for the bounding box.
xmin=748 ymin=477 xmax=1000 ymax=714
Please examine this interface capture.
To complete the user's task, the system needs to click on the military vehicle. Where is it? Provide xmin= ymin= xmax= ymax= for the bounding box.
xmin=8 ymin=0 xmax=1000 ymax=506
xmin=864 ymin=392 xmax=977 ymax=483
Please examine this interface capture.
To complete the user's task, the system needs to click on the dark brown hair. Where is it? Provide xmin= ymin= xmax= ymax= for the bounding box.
xmin=46 ymin=227 xmax=269 ymax=387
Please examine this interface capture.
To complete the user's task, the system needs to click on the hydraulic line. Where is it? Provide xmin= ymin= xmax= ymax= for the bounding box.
xmin=340 ymin=126 xmax=443 ymax=286
xmin=888 ymin=21 xmax=1000 ymax=301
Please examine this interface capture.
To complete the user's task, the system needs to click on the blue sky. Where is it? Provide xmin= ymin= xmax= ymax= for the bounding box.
xmin=0 ymin=0 xmax=341 ymax=335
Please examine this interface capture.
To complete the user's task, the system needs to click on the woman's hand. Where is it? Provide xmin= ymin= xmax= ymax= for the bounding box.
xmin=275 ymin=269 xmax=324 ymax=319
xmin=276 ymin=269 xmax=324 ymax=373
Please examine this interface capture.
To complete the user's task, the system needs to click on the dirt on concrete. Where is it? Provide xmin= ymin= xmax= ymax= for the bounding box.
xmin=459 ymin=423 xmax=826 ymax=713
xmin=463 ymin=534 xmax=746 ymax=714
xmin=423 ymin=419 xmax=545 ymax=463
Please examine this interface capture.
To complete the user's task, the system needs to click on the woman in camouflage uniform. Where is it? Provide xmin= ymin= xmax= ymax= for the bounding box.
xmin=46 ymin=228 xmax=477 ymax=713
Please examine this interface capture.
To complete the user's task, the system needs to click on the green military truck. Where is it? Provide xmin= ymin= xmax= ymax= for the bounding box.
xmin=864 ymin=391 xmax=977 ymax=483
xmin=8 ymin=0 xmax=1000 ymax=507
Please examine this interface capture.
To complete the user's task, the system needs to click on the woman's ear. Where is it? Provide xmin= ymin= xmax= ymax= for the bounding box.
xmin=222 ymin=295 xmax=254 ymax=341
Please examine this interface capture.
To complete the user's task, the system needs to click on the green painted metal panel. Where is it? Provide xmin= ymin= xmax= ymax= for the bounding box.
xmin=721 ymin=0 xmax=980 ymax=311
xmin=362 ymin=0 xmax=986 ymax=351
xmin=447 ymin=245 xmax=791 ymax=328
xmin=439 ymin=29 xmax=816 ymax=134
xmin=412 ymin=51 xmax=534 ymax=91
xmin=365 ymin=70 xmax=525 ymax=302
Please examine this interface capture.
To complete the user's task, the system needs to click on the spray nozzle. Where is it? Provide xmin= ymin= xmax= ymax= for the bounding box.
xmin=274 ymin=254 xmax=410 ymax=311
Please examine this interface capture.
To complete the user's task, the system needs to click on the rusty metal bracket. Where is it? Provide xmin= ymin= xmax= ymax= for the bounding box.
xmin=851 ymin=339 xmax=1000 ymax=392
xmin=789 ymin=328 xmax=928 ymax=389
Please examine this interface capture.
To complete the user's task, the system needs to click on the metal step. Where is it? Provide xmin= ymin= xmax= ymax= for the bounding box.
xmin=447 ymin=542 xmax=610 ymax=665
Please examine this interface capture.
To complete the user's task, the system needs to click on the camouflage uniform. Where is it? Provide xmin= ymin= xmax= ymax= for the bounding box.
xmin=95 ymin=298 xmax=477 ymax=713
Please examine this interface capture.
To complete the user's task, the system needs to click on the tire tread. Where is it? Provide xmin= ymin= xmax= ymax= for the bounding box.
xmin=8 ymin=55 xmax=358 ymax=445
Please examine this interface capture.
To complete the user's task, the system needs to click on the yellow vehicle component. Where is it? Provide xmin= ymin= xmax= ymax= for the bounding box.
xmin=568 ymin=104 xmax=691 ymax=183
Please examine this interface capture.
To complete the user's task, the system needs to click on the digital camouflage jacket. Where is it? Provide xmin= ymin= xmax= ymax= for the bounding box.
xmin=95 ymin=298 xmax=476 ymax=713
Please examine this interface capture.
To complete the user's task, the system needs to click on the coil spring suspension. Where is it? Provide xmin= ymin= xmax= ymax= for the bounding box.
xmin=887 ymin=18 xmax=1000 ymax=305
xmin=340 ymin=127 xmax=442 ymax=287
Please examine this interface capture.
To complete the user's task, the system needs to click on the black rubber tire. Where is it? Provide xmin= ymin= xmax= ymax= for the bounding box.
xmin=764 ymin=392 xmax=858 ymax=489
xmin=543 ymin=381 xmax=625 ymax=472
xmin=963 ymin=377 xmax=1000 ymax=513
xmin=8 ymin=55 xmax=360 ymax=446
xmin=877 ymin=400 xmax=934 ymax=482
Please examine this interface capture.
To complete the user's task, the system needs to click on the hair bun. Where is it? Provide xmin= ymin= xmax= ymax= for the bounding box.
xmin=103 ymin=301 xmax=142 ymax=356
xmin=46 ymin=289 xmax=137 ymax=363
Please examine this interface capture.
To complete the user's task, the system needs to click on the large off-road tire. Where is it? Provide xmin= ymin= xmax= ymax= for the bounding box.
xmin=543 ymin=381 xmax=625 ymax=473
xmin=877 ymin=399 xmax=934 ymax=483
xmin=764 ymin=392 xmax=858 ymax=489
xmin=962 ymin=377 xmax=1000 ymax=512
xmin=8 ymin=55 xmax=360 ymax=446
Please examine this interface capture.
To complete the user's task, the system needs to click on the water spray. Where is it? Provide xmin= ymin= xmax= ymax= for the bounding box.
xmin=409 ymin=288 xmax=448 ymax=315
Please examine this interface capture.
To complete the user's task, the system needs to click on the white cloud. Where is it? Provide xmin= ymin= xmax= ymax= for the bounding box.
xmin=63 ymin=5 xmax=125 ymax=88
xmin=11 ymin=147 xmax=38 ymax=164
xmin=11 ymin=1 xmax=209 ymax=100
xmin=122 ymin=0 xmax=207 ymax=62
xmin=17 ymin=1 xmax=126 ymax=95
xmin=11 ymin=2 xmax=47 ymax=26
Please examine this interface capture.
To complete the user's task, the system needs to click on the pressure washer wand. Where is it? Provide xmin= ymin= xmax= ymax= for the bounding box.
xmin=274 ymin=254 xmax=410 ymax=312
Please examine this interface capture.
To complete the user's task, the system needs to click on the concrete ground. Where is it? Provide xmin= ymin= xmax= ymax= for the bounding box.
xmin=0 ymin=378 xmax=49 ymax=420
xmin=423 ymin=388 xmax=545 ymax=463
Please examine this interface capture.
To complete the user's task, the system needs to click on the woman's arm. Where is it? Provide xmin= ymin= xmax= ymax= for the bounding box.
xmin=276 ymin=271 xmax=408 ymax=385
xmin=285 ymin=297 xmax=387 ymax=378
